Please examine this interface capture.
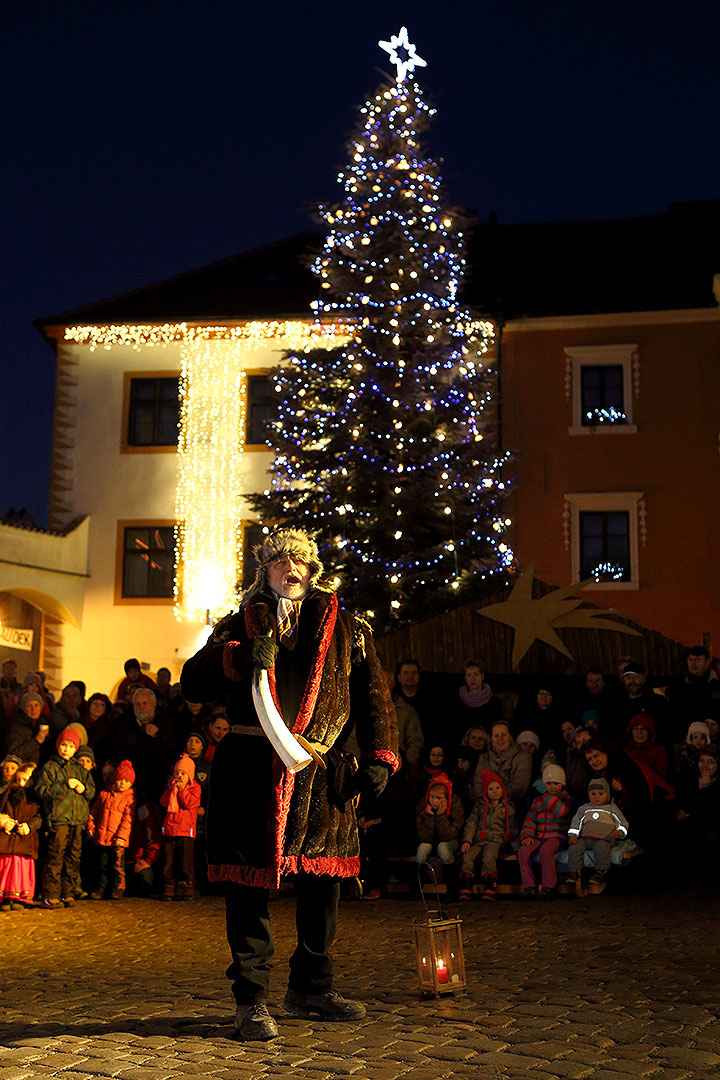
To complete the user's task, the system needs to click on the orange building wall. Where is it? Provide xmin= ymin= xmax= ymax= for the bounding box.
xmin=501 ymin=314 xmax=720 ymax=652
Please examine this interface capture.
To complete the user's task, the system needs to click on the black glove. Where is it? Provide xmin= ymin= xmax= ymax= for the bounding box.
xmin=251 ymin=633 xmax=279 ymax=670
xmin=355 ymin=763 xmax=391 ymax=800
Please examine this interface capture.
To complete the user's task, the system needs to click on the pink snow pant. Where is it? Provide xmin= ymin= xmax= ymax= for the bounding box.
xmin=518 ymin=837 xmax=561 ymax=888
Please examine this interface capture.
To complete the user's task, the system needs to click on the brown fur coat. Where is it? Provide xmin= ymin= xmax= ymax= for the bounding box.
xmin=180 ymin=589 xmax=398 ymax=888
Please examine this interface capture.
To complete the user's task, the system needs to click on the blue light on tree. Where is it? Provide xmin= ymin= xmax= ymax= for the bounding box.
xmin=247 ymin=30 xmax=513 ymax=626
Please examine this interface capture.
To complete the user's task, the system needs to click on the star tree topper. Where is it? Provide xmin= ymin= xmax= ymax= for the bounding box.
xmin=378 ymin=26 xmax=427 ymax=83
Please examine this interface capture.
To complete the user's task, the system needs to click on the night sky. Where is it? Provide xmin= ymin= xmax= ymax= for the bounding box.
xmin=4 ymin=0 xmax=718 ymax=526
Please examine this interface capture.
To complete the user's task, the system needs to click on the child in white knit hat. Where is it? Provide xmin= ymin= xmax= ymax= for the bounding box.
xmin=517 ymin=764 xmax=573 ymax=899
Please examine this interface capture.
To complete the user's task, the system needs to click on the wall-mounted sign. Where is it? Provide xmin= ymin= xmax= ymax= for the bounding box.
xmin=0 ymin=626 xmax=34 ymax=652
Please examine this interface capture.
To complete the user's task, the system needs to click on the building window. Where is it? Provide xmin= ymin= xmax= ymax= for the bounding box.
xmin=580 ymin=365 xmax=626 ymax=426
xmin=245 ymin=373 xmax=275 ymax=446
xmin=564 ymin=492 xmax=642 ymax=591
xmin=579 ymin=511 xmax=630 ymax=582
xmin=116 ymin=522 xmax=176 ymax=603
xmin=123 ymin=374 xmax=179 ymax=451
xmin=565 ymin=344 xmax=638 ymax=435
xmin=241 ymin=522 xmax=265 ymax=589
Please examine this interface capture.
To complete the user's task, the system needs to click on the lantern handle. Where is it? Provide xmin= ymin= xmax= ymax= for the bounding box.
xmin=416 ymin=858 xmax=449 ymax=921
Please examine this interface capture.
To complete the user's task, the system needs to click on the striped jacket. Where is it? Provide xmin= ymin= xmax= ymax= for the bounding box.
xmin=519 ymin=790 xmax=573 ymax=842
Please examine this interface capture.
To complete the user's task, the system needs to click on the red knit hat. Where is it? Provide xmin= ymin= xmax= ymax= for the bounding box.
xmin=173 ymin=753 xmax=195 ymax=782
xmin=477 ymin=769 xmax=512 ymax=841
xmin=424 ymin=772 xmax=453 ymax=814
xmin=115 ymin=759 xmax=135 ymax=784
xmin=56 ymin=727 xmax=81 ymax=752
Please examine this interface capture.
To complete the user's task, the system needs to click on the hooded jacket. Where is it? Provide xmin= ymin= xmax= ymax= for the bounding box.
xmin=463 ymin=769 xmax=516 ymax=845
xmin=624 ymin=714 xmax=669 ymax=777
xmin=416 ymin=772 xmax=464 ymax=845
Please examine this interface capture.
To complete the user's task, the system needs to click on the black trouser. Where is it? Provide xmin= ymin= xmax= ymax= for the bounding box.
xmin=225 ymin=875 xmax=339 ymax=1006
xmin=162 ymin=836 xmax=195 ymax=890
xmin=43 ymin=824 xmax=83 ymax=901
xmin=97 ymin=845 xmax=127 ymax=895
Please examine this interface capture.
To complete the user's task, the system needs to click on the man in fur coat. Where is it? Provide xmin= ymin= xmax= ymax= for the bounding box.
xmin=181 ymin=528 xmax=398 ymax=1041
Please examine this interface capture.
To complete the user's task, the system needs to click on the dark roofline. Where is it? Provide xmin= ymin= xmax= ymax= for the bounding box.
xmin=35 ymin=230 xmax=322 ymax=342
xmin=34 ymin=200 xmax=720 ymax=340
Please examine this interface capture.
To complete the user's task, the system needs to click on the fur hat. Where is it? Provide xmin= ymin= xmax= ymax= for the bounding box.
xmin=542 ymin=764 xmax=566 ymax=786
xmin=242 ymin=528 xmax=327 ymax=606
xmin=517 ymin=730 xmax=540 ymax=751
xmin=56 ymin=727 xmax=80 ymax=752
xmin=115 ymin=759 xmax=135 ymax=784
xmin=687 ymin=721 xmax=710 ymax=744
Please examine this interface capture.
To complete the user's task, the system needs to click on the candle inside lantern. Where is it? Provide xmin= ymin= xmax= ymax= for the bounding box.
xmin=437 ymin=958 xmax=449 ymax=984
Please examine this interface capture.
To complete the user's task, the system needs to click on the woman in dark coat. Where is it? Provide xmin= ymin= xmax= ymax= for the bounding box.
xmin=0 ymin=763 xmax=42 ymax=907
xmin=583 ymin=737 xmax=654 ymax=847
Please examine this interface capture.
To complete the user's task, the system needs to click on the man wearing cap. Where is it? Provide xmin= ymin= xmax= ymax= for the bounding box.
xmin=181 ymin=528 xmax=398 ymax=1042
xmin=617 ymin=660 xmax=670 ymax=745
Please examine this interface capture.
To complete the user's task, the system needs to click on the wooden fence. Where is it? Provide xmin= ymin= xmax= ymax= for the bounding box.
xmin=375 ymin=578 xmax=687 ymax=678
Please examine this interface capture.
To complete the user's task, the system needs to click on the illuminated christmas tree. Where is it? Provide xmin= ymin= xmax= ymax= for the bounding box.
xmin=249 ymin=28 xmax=513 ymax=627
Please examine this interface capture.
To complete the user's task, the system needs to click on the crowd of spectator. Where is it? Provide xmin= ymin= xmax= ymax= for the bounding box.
xmin=1 ymin=645 xmax=719 ymax=910
xmin=0 ymin=657 xmax=225 ymax=909
xmin=352 ymin=648 xmax=720 ymax=900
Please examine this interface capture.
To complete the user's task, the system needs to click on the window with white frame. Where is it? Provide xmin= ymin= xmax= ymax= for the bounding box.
xmin=564 ymin=492 xmax=643 ymax=590
xmin=564 ymin=344 xmax=638 ymax=434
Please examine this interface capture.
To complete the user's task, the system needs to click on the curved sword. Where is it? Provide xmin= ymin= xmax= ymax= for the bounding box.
xmin=251 ymin=667 xmax=313 ymax=773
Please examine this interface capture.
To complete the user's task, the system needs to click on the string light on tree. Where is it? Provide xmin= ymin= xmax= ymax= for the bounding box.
xmin=247 ymin=29 xmax=514 ymax=627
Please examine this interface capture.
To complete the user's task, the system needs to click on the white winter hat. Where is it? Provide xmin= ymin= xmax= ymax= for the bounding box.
xmin=542 ymin=764 xmax=566 ymax=786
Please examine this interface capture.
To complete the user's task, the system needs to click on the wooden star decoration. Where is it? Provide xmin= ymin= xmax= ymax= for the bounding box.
xmin=478 ymin=566 xmax=641 ymax=670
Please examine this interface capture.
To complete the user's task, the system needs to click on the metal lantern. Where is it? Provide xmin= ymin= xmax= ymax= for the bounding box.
xmin=413 ymin=914 xmax=466 ymax=997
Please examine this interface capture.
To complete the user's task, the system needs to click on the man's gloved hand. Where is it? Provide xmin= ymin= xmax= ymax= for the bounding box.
xmin=251 ymin=633 xmax=279 ymax=670
xmin=355 ymin=763 xmax=391 ymax=800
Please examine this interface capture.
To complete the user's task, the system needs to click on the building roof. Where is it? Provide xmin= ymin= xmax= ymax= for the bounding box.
xmin=36 ymin=232 xmax=322 ymax=333
xmin=466 ymin=201 xmax=720 ymax=320
xmin=36 ymin=201 xmax=720 ymax=337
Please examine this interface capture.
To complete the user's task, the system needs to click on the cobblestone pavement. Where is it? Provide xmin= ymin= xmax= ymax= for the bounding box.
xmin=2 ymin=889 xmax=720 ymax=1080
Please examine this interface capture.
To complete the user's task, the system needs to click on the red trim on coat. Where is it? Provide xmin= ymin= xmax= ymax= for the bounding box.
xmin=243 ymin=594 xmax=340 ymax=888
xmin=208 ymin=854 xmax=361 ymax=888
xmin=361 ymin=748 xmax=401 ymax=774
xmin=222 ymin=642 xmax=244 ymax=681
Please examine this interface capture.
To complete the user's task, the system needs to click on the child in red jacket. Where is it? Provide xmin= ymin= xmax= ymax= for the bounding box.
xmin=160 ymin=753 xmax=201 ymax=901
xmin=89 ymin=759 xmax=135 ymax=900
